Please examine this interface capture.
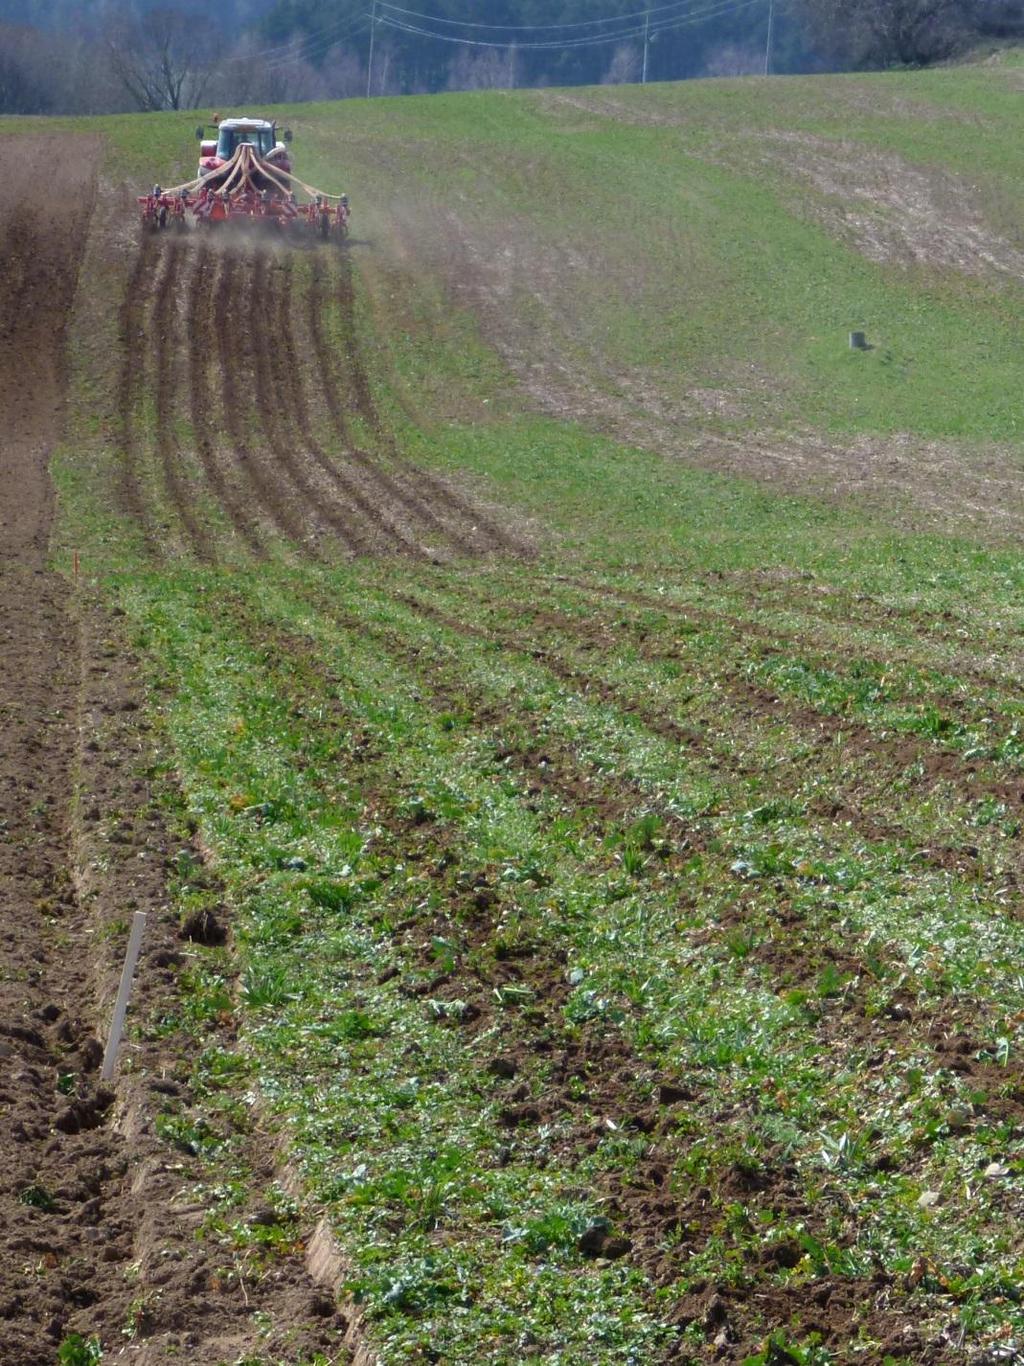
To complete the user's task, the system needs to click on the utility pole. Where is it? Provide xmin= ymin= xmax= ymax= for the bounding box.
xmin=641 ymin=10 xmax=650 ymax=85
xmin=764 ymin=0 xmax=774 ymax=76
xmin=367 ymin=0 xmax=377 ymax=98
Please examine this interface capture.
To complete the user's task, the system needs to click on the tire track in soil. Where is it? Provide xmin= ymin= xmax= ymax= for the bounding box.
xmin=186 ymin=243 xmax=266 ymax=558
xmin=267 ymin=255 xmax=414 ymax=558
xmin=209 ymin=590 xmax=949 ymax=1365
xmin=212 ymin=250 xmax=313 ymax=550
xmin=116 ymin=238 xmax=159 ymax=553
xmin=152 ymin=240 xmax=213 ymax=562
xmin=248 ymin=250 xmax=365 ymax=555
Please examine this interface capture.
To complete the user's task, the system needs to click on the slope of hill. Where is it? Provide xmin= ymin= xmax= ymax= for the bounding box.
xmin=5 ymin=56 xmax=1024 ymax=1364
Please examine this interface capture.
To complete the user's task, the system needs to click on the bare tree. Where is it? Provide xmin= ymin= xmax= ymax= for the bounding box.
xmin=447 ymin=46 xmax=517 ymax=91
xmin=797 ymin=0 xmax=971 ymax=67
xmin=320 ymin=44 xmax=366 ymax=99
xmin=703 ymin=42 xmax=764 ymax=76
xmin=0 ymin=25 xmax=51 ymax=113
xmin=602 ymin=42 xmax=641 ymax=84
xmin=107 ymin=6 xmax=211 ymax=111
xmin=211 ymin=32 xmax=329 ymax=105
xmin=0 ymin=22 xmax=117 ymax=114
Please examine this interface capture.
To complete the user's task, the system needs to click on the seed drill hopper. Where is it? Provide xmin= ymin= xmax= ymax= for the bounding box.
xmin=138 ymin=116 xmax=350 ymax=239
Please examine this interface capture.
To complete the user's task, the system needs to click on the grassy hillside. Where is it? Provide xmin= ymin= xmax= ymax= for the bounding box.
xmin=22 ymin=54 xmax=1024 ymax=1362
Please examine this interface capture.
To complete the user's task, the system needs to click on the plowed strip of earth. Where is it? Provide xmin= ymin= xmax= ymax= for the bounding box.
xmin=118 ymin=237 xmax=529 ymax=564
xmin=152 ymin=239 xmax=212 ymax=562
xmin=281 ymin=255 xmax=442 ymax=557
xmin=306 ymin=249 xmax=523 ymax=558
xmin=186 ymin=242 xmax=267 ymax=557
xmin=0 ymin=140 xmax=350 ymax=1364
xmin=116 ymin=237 xmax=157 ymax=551
xmin=211 ymin=248 xmax=314 ymax=550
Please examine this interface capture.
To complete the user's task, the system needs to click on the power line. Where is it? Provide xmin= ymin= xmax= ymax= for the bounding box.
xmin=225 ymin=9 xmax=367 ymax=69
xmin=374 ymin=0 xmax=764 ymax=52
xmin=377 ymin=0 xmax=721 ymax=32
xmin=239 ymin=16 xmax=369 ymax=73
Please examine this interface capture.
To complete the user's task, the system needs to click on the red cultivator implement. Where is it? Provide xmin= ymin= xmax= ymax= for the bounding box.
xmin=138 ymin=117 xmax=350 ymax=242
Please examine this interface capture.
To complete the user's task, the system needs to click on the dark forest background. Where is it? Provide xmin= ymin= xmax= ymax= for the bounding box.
xmin=3 ymin=0 xmax=1023 ymax=115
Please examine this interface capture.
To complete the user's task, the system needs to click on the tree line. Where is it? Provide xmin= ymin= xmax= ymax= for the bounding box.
xmin=1 ymin=0 xmax=1023 ymax=116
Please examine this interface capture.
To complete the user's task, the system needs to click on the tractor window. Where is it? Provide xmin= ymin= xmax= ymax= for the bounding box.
xmin=217 ymin=127 xmax=275 ymax=158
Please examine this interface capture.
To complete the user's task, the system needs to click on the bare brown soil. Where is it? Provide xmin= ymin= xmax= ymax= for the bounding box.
xmin=752 ymin=131 xmax=1024 ymax=280
xmin=186 ymin=243 xmax=268 ymax=557
xmin=0 ymin=137 xmax=347 ymax=1365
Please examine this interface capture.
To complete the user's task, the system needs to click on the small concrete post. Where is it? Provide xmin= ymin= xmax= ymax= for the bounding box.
xmin=101 ymin=911 xmax=147 ymax=1081
xmin=849 ymin=331 xmax=868 ymax=350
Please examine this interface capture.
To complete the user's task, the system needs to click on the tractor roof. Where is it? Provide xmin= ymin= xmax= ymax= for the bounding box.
xmin=218 ymin=117 xmax=275 ymax=131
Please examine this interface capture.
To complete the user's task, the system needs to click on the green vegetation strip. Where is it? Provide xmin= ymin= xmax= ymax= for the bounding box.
xmin=119 ymin=561 xmax=1024 ymax=1358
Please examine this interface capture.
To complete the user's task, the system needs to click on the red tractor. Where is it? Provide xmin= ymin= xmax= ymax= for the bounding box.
xmin=138 ymin=114 xmax=350 ymax=240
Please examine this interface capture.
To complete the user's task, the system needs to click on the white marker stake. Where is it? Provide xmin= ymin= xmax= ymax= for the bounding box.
xmin=101 ymin=911 xmax=148 ymax=1082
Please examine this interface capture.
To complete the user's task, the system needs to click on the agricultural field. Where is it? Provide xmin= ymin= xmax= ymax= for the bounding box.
xmin=5 ymin=54 xmax=1024 ymax=1366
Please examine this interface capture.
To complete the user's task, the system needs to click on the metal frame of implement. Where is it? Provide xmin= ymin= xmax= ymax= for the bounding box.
xmin=138 ymin=138 xmax=350 ymax=239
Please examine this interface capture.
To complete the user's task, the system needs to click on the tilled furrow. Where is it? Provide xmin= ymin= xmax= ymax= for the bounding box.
xmin=441 ymin=577 xmax=1024 ymax=845
xmin=307 ymin=256 xmax=464 ymax=552
xmin=275 ymin=257 xmax=427 ymax=557
xmin=392 ymin=587 xmax=722 ymax=757
xmin=204 ymin=583 xmax=944 ymax=1363
xmin=116 ymin=239 xmax=159 ymax=551
xmin=152 ymin=241 xmax=212 ymax=562
xmin=186 ymin=244 xmax=266 ymax=558
xmin=565 ymin=573 xmax=1018 ymax=720
xmin=212 ymin=250 xmax=312 ymax=549
xmin=247 ymin=251 xmax=361 ymax=555
xmin=224 ymin=583 xmax=973 ymax=1058
xmin=315 ymin=254 xmax=522 ymax=558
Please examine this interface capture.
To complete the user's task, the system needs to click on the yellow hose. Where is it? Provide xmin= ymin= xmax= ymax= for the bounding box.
xmin=156 ymin=140 xmax=345 ymax=205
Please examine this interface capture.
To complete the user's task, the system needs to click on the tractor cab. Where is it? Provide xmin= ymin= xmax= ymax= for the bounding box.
xmin=216 ymin=121 xmax=277 ymax=160
xmin=145 ymin=115 xmax=348 ymax=238
xmin=196 ymin=117 xmax=292 ymax=184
